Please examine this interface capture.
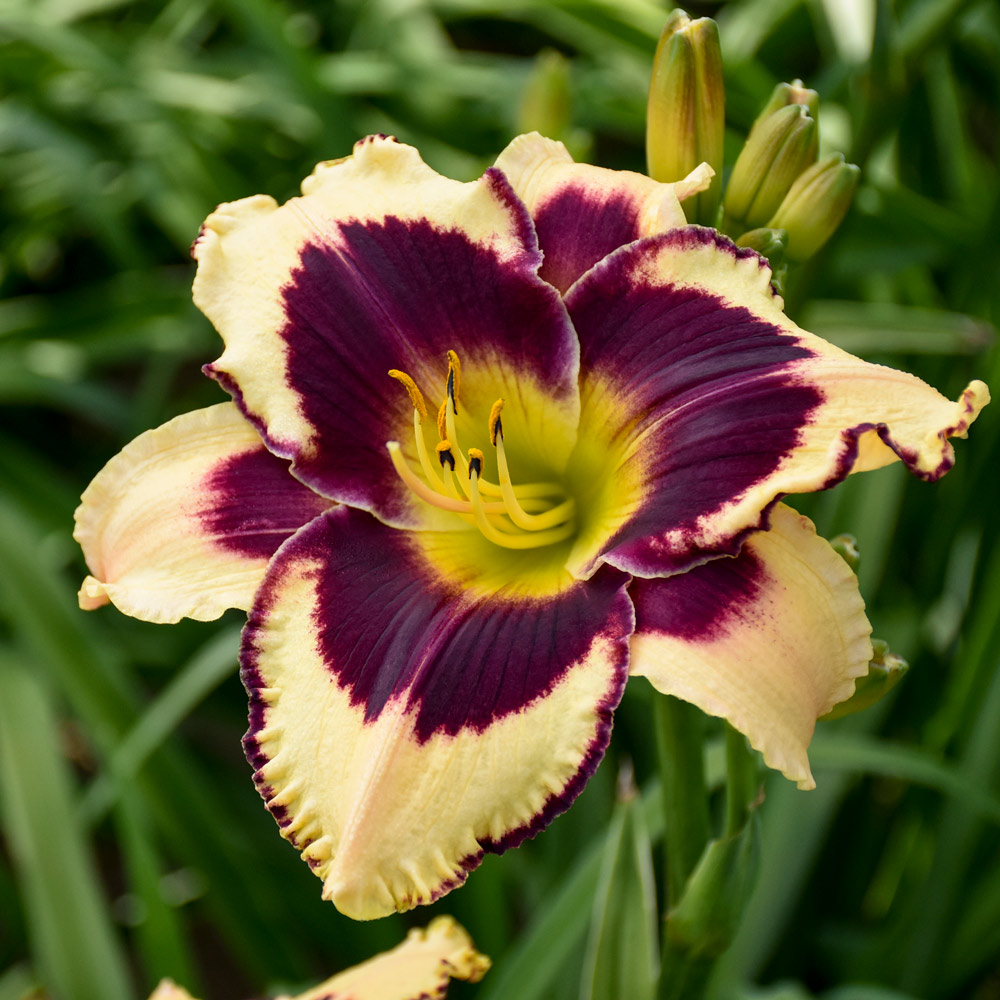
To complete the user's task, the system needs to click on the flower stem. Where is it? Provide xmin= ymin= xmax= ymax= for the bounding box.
xmin=652 ymin=695 xmax=710 ymax=905
xmin=724 ymin=723 xmax=757 ymax=836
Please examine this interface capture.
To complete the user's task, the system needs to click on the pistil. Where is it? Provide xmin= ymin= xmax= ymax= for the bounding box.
xmin=467 ymin=449 xmax=575 ymax=550
xmin=490 ymin=400 xmax=576 ymax=530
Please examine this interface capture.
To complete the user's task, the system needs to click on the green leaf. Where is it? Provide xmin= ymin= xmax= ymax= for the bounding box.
xmin=800 ymin=300 xmax=994 ymax=356
xmin=809 ymin=734 xmax=1000 ymax=825
xmin=0 ymin=654 xmax=132 ymax=1000
xmin=81 ymin=625 xmax=241 ymax=825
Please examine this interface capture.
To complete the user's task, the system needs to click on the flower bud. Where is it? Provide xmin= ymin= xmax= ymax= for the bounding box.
xmin=518 ymin=49 xmax=571 ymax=142
xmin=646 ymin=9 xmax=724 ymax=226
xmin=821 ymin=639 xmax=909 ymax=721
xmin=724 ymin=103 xmax=818 ymax=232
xmin=735 ymin=226 xmax=787 ymax=269
xmin=767 ymin=153 xmax=861 ymax=261
xmin=829 ymin=532 xmax=860 ymax=573
xmin=666 ymin=815 xmax=760 ymax=958
xmin=758 ymin=78 xmax=819 ymax=120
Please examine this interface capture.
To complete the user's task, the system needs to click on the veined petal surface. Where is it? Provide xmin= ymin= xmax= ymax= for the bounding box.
xmin=242 ymin=506 xmax=632 ymax=918
xmin=565 ymin=227 xmax=989 ymax=577
xmin=74 ymin=403 xmax=332 ymax=623
xmin=495 ymin=132 xmax=712 ymax=294
xmin=630 ymin=503 xmax=873 ymax=789
xmin=194 ymin=135 xmax=580 ymax=530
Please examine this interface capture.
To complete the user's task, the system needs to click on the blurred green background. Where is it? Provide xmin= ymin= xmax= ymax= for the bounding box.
xmin=1 ymin=0 xmax=998 ymax=998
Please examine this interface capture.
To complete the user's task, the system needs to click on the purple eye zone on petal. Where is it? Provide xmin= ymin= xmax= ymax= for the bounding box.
xmin=631 ymin=546 xmax=768 ymax=643
xmin=200 ymin=447 xmax=330 ymax=560
xmin=273 ymin=210 xmax=576 ymax=512
xmin=533 ymin=184 xmax=643 ymax=293
xmin=253 ymin=508 xmax=631 ymax=742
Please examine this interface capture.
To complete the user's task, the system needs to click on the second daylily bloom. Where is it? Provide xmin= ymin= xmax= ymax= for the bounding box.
xmin=76 ymin=132 xmax=988 ymax=920
xmin=148 ymin=916 xmax=487 ymax=1000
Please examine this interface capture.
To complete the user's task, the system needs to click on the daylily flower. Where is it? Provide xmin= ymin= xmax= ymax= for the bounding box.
xmin=75 ymin=132 xmax=988 ymax=920
xmin=146 ymin=916 xmax=488 ymax=1000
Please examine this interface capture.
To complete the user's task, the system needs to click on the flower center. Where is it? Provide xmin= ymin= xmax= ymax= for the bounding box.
xmin=386 ymin=351 xmax=576 ymax=549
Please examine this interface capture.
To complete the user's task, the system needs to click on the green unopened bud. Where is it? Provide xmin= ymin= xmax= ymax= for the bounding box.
xmin=759 ymin=78 xmax=820 ymax=120
xmin=829 ymin=533 xmax=861 ymax=573
xmin=646 ymin=9 xmax=724 ymax=226
xmin=735 ymin=227 xmax=787 ymax=269
xmin=667 ymin=816 xmax=760 ymax=958
xmin=767 ymin=153 xmax=861 ymax=261
xmin=821 ymin=639 xmax=909 ymax=721
xmin=518 ymin=49 xmax=571 ymax=141
xmin=724 ymin=104 xmax=818 ymax=232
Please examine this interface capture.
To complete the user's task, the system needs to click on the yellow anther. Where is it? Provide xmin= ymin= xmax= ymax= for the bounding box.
xmin=467 ymin=447 xmax=484 ymax=478
xmin=437 ymin=400 xmax=448 ymax=441
xmin=436 ymin=439 xmax=456 ymax=471
xmin=488 ymin=398 xmax=504 ymax=446
xmin=446 ymin=349 xmax=462 ymax=410
xmin=387 ymin=369 xmax=427 ymax=419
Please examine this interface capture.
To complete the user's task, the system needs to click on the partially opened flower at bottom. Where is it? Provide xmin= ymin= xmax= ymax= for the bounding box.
xmin=75 ymin=132 xmax=988 ymax=920
xmin=147 ymin=916 xmax=487 ymax=1000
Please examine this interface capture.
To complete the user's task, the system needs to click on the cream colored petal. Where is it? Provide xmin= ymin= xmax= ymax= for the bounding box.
xmin=630 ymin=504 xmax=873 ymax=789
xmin=147 ymin=982 xmax=197 ymax=1000
xmin=146 ymin=918 xmax=487 ymax=1000
xmin=243 ymin=507 xmax=632 ymax=919
xmin=74 ymin=403 xmax=331 ymax=624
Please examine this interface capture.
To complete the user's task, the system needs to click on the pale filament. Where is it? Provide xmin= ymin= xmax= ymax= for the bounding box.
xmin=412 ymin=408 xmax=444 ymax=492
xmin=444 ymin=389 xmax=560 ymax=501
xmin=387 ymin=443 xmax=507 ymax=514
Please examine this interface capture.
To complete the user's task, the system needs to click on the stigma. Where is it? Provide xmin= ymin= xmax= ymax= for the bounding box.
xmin=385 ymin=353 xmax=576 ymax=550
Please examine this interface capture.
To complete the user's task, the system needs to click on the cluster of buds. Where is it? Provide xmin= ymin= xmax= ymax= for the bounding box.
xmin=646 ymin=9 xmax=860 ymax=268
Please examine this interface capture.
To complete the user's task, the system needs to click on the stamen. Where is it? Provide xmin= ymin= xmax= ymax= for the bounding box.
xmin=413 ymin=409 xmax=444 ymax=491
xmin=489 ymin=398 xmax=504 ymax=447
xmin=387 ymin=369 xmax=427 ymax=419
xmin=437 ymin=400 xmax=448 ymax=441
xmin=468 ymin=457 xmax=575 ymax=550
xmin=444 ymin=392 xmax=473 ymax=500
xmin=436 ymin=440 xmax=456 ymax=471
xmin=446 ymin=350 xmax=461 ymax=411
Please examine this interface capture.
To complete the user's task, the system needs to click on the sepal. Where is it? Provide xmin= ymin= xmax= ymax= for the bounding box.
xmin=665 ymin=812 xmax=761 ymax=958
